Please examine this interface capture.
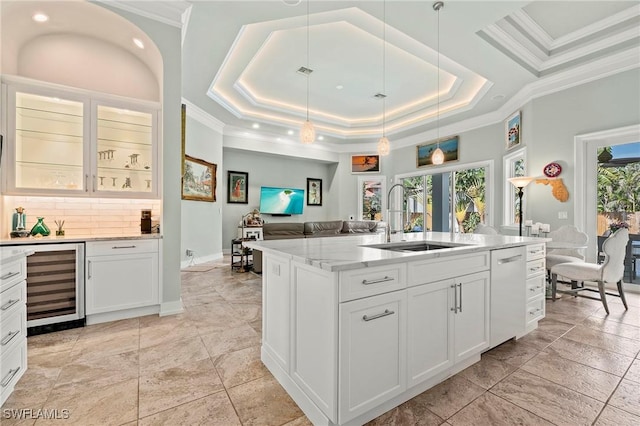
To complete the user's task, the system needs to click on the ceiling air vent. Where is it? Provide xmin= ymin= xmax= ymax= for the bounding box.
xmin=374 ymin=93 xmax=387 ymax=99
xmin=297 ymin=67 xmax=313 ymax=75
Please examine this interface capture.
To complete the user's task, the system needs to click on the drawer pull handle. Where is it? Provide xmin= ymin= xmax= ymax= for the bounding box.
xmin=1 ymin=299 xmax=19 ymax=311
xmin=363 ymin=309 xmax=395 ymax=322
xmin=0 ymin=271 xmax=20 ymax=280
xmin=1 ymin=330 xmax=19 ymax=346
xmin=1 ymin=367 xmax=20 ymax=387
xmin=529 ymin=249 xmax=544 ymax=255
xmin=112 ymin=245 xmax=136 ymax=249
xmin=529 ymin=285 xmax=543 ymax=292
xmin=529 ymin=267 xmax=543 ymax=272
xmin=451 ymin=284 xmax=458 ymax=313
xmin=498 ymin=255 xmax=522 ymax=264
xmin=529 ymin=308 xmax=542 ymax=315
xmin=361 ymin=276 xmax=393 ymax=285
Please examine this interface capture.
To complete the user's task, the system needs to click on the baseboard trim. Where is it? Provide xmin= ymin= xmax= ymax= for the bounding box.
xmin=180 ymin=252 xmax=223 ymax=269
xmin=86 ymin=305 xmax=160 ymax=325
xmin=160 ymin=298 xmax=184 ymax=316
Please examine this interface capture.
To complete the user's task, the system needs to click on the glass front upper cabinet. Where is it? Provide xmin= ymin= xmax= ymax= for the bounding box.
xmin=12 ymin=90 xmax=88 ymax=193
xmin=94 ymin=104 xmax=155 ymax=195
xmin=4 ymin=81 xmax=159 ymax=198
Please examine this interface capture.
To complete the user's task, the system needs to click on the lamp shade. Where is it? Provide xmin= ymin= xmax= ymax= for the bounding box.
xmin=431 ymin=147 xmax=445 ymax=165
xmin=300 ymin=120 xmax=315 ymax=144
xmin=377 ymin=136 xmax=390 ymax=156
xmin=508 ymin=176 xmax=534 ymax=188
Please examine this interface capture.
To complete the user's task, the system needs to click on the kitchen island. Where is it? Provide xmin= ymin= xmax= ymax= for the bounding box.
xmin=245 ymin=232 xmax=548 ymax=426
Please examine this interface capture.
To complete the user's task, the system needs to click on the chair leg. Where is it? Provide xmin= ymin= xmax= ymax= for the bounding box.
xmin=551 ymin=273 xmax=558 ymax=301
xmin=598 ymin=280 xmax=609 ymax=315
xmin=617 ymin=280 xmax=628 ymax=310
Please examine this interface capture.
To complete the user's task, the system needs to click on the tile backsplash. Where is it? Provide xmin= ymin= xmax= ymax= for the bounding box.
xmin=2 ymin=196 xmax=162 ymax=239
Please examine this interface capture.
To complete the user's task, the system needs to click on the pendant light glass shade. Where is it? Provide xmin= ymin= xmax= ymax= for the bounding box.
xmin=432 ymin=146 xmax=444 ymax=165
xmin=301 ymin=119 xmax=316 ymax=144
xmin=377 ymin=136 xmax=390 ymax=156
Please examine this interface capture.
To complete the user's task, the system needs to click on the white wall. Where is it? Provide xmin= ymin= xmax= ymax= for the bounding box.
xmin=526 ymin=68 xmax=640 ymax=230
xmin=181 ymin=114 xmax=223 ymax=264
xmin=221 ymin=147 xmax=339 ymax=250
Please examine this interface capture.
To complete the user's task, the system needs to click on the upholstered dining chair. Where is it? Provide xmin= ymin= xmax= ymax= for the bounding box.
xmin=550 ymin=228 xmax=629 ymax=315
xmin=474 ymin=223 xmax=499 ymax=235
xmin=545 ymin=225 xmax=589 ymax=277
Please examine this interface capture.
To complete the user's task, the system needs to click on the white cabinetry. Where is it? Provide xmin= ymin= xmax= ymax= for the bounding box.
xmin=85 ymin=239 xmax=159 ymax=318
xmin=2 ymin=78 xmax=159 ymax=198
xmin=339 ymin=290 xmax=406 ymax=422
xmin=0 ymin=255 xmax=28 ymax=406
xmin=525 ymin=243 xmax=546 ymax=331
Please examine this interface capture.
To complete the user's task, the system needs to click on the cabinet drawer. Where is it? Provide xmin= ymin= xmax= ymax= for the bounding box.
xmin=408 ymin=252 xmax=489 ymax=287
xmin=0 ymin=306 xmax=26 ymax=356
xmin=526 ymin=259 xmax=546 ymax=278
xmin=526 ymin=297 xmax=545 ymax=326
xmin=0 ymin=259 xmax=26 ymax=293
xmin=0 ymin=338 xmax=26 ymax=403
xmin=86 ymin=239 xmax=158 ymax=256
xmin=526 ymin=244 xmax=546 ymax=261
xmin=339 ymin=264 xmax=406 ymax=302
xmin=0 ymin=282 xmax=25 ymax=322
xmin=526 ymin=275 xmax=545 ymax=301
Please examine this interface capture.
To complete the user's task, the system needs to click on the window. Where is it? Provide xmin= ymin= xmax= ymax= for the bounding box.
xmin=503 ymin=148 xmax=526 ymax=226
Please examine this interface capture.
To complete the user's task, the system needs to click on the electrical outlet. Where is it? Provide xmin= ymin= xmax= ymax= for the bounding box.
xmin=558 ymin=211 xmax=568 ymax=219
xmin=186 ymin=249 xmax=194 ymax=257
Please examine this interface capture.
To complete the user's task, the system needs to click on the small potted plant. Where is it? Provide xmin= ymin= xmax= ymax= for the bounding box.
xmin=608 ymin=221 xmax=629 ymax=235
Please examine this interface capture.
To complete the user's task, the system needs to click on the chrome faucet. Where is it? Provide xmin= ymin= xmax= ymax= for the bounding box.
xmin=386 ymin=183 xmax=411 ymax=242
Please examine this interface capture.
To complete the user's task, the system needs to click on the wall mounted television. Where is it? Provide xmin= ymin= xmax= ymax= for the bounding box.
xmin=259 ymin=186 xmax=305 ymax=215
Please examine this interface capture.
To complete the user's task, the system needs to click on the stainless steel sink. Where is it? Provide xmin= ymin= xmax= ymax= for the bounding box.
xmin=364 ymin=241 xmax=470 ymax=253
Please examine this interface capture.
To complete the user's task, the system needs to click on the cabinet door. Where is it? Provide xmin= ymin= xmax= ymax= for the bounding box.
xmin=7 ymin=87 xmax=90 ymax=194
xmin=86 ymin=253 xmax=158 ymax=314
xmin=454 ymin=271 xmax=490 ymax=362
xmin=339 ymin=291 xmax=406 ymax=424
xmin=407 ymin=279 xmax=454 ymax=387
xmin=92 ymin=102 xmax=157 ymax=197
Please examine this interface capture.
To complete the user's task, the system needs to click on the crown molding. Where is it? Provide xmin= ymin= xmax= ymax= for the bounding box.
xmin=95 ymin=1 xmax=191 ymax=28
xmin=182 ymin=98 xmax=225 ymax=133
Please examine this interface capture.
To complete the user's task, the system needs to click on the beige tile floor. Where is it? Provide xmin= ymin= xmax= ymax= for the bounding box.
xmin=3 ymin=257 xmax=640 ymax=426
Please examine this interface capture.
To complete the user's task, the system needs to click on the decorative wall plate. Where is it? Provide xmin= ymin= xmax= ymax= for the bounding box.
xmin=543 ymin=162 xmax=562 ymax=178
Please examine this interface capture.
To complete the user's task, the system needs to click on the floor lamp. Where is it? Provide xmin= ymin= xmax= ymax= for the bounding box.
xmin=508 ymin=177 xmax=534 ymax=236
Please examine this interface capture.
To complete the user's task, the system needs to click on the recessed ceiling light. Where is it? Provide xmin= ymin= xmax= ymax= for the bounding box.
xmin=277 ymin=138 xmax=282 ymax=141
xmin=318 ymin=135 xmax=324 ymax=140
xmin=252 ymin=123 xmax=260 ymax=129
xmin=32 ymin=13 xmax=49 ymax=23
xmin=336 ymin=85 xmax=344 ymax=90
xmin=287 ymin=130 xmax=294 ymax=135
xmin=133 ymin=38 xmax=145 ymax=49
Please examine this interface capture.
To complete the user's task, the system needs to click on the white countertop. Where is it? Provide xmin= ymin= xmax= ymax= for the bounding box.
xmin=0 ymin=246 xmax=35 ymax=264
xmin=245 ymin=231 xmax=550 ymax=272
xmin=0 ymin=234 xmax=162 ymax=246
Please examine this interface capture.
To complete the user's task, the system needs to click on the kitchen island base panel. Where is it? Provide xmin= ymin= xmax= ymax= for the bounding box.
xmin=86 ymin=304 xmax=159 ymax=325
xmin=262 ymin=346 xmax=480 ymax=426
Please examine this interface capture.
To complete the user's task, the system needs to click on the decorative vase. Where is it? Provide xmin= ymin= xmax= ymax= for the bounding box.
xmin=30 ymin=217 xmax=51 ymax=237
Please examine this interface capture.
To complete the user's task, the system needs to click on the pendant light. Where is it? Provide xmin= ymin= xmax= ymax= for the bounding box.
xmin=300 ymin=0 xmax=316 ymax=144
xmin=431 ymin=1 xmax=445 ymax=165
xmin=377 ymin=0 xmax=390 ymax=156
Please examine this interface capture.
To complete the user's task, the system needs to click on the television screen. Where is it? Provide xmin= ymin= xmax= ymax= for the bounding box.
xmin=259 ymin=186 xmax=304 ymax=215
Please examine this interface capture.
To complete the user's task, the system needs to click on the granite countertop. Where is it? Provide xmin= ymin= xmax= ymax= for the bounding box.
xmin=0 ymin=234 xmax=162 ymax=246
xmin=244 ymin=231 xmax=550 ymax=272
xmin=0 ymin=246 xmax=35 ymax=264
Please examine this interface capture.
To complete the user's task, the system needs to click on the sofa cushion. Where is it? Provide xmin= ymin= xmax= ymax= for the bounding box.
xmin=304 ymin=220 xmax=343 ymax=237
xmin=342 ymin=220 xmax=379 ymax=234
xmin=263 ymin=223 xmax=305 ymax=240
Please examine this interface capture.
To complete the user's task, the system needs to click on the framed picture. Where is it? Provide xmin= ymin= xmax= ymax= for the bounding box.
xmin=416 ymin=135 xmax=459 ymax=167
xmin=306 ymin=178 xmax=322 ymax=206
xmin=227 ymin=170 xmax=248 ymax=204
xmin=351 ymin=154 xmax=380 ymax=174
xmin=181 ymin=155 xmax=216 ymax=202
xmin=505 ymin=110 xmax=521 ymax=150
xmin=357 ymin=176 xmax=386 ymax=221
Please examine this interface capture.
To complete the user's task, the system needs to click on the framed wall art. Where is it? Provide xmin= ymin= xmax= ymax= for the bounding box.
xmin=357 ymin=175 xmax=386 ymax=221
xmin=351 ymin=154 xmax=380 ymax=174
xmin=416 ymin=135 xmax=459 ymax=167
xmin=306 ymin=178 xmax=322 ymax=206
xmin=182 ymin=155 xmax=216 ymax=202
xmin=505 ymin=110 xmax=521 ymax=150
xmin=227 ymin=170 xmax=248 ymax=204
